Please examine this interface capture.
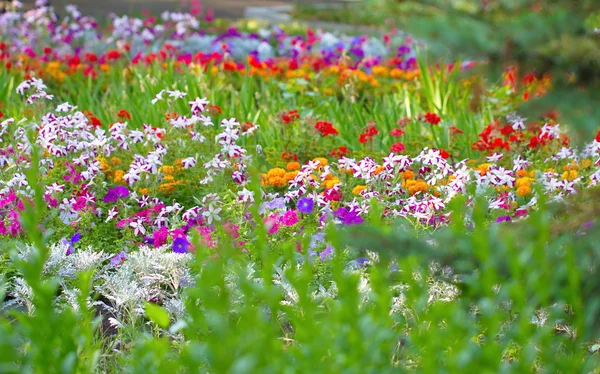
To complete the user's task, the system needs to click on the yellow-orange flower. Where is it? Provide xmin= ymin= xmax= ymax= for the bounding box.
xmin=139 ymin=188 xmax=150 ymax=195
xmin=403 ymin=170 xmax=414 ymax=180
xmin=284 ymin=171 xmax=298 ymax=182
xmin=561 ymin=170 xmax=578 ymax=181
xmin=516 ymin=185 xmax=532 ymax=197
xmin=323 ymin=178 xmax=340 ymax=189
xmin=515 ymin=177 xmax=532 ymax=188
xmin=267 ymin=168 xmax=286 ymax=178
xmin=268 ymin=176 xmax=286 ymax=187
xmin=286 ymin=162 xmax=300 ymax=171
xmin=113 ymin=170 xmax=124 ymax=183
xmin=516 ymin=169 xmax=528 ymax=178
xmin=352 ymin=185 xmax=367 ymax=195
xmin=159 ymin=165 xmax=175 ymax=175
xmin=312 ymin=157 xmax=328 ymax=168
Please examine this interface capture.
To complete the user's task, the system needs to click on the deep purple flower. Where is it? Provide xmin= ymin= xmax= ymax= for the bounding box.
xmin=111 ymin=251 xmax=127 ymax=267
xmin=297 ymin=197 xmax=314 ymax=214
xmin=334 ymin=207 xmax=364 ymax=226
xmin=172 ymin=237 xmax=189 ymax=254
xmin=495 ymin=215 xmax=511 ymax=223
xmin=70 ymin=232 xmax=81 ymax=244
xmin=103 ymin=186 xmax=130 ymax=204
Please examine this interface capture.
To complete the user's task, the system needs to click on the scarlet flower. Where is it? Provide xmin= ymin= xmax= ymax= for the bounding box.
xmin=359 ymin=123 xmax=379 ymax=144
xmin=85 ymin=53 xmax=98 ymax=63
xmin=0 ymin=110 xmax=3 ymax=119
xmin=281 ymin=152 xmax=298 ymax=162
xmin=500 ymin=125 xmax=514 ymax=136
xmin=207 ymin=105 xmax=222 ymax=115
xmin=449 ymin=126 xmax=463 ymax=136
xmin=106 ymin=50 xmax=121 ymax=61
xmin=357 ymin=134 xmax=367 ymax=144
xmin=117 ymin=109 xmax=131 ymax=120
xmin=43 ymin=47 xmax=52 ymax=54
xmin=390 ymin=142 xmax=405 ymax=153
xmin=330 ymin=146 xmax=350 ymax=158
xmin=439 ymin=149 xmax=450 ymax=159
xmin=315 ymin=121 xmax=339 ymax=136
xmin=424 ymin=112 xmax=441 ymax=125
xmin=281 ymin=110 xmax=299 ymax=124
xmin=389 ymin=128 xmax=405 ymax=137
xmin=596 ymin=130 xmax=600 ymax=143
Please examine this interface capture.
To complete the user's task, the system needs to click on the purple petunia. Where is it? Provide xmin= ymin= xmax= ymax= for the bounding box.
xmin=333 ymin=207 xmax=364 ymax=226
xmin=172 ymin=236 xmax=190 ymax=254
xmin=297 ymin=197 xmax=314 ymax=214
xmin=495 ymin=215 xmax=511 ymax=223
xmin=103 ymin=186 xmax=130 ymax=204
xmin=111 ymin=251 xmax=127 ymax=267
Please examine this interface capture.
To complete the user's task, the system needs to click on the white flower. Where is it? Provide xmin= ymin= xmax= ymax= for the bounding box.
xmin=130 ymin=220 xmax=146 ymax=236
xmin=167 ymin=90 xmax=187 ymax=99
xmin=151 ymin=90 xmax=166 ymax=105
xmin=56 ymin=102 xmax=75 ymax=113
xmin=486 ymin=153 xmax=503 ymax=162
xmin=106 ymin=207 xmax=119 ymax=222
xmin=237 ymin=188 xmax=254 ymax=203
xmin=202 ymin=205 xmax=221 ymax=224
xmin=189 ymin=97 xmax=209 ymax=114
xmin=181 ymin=157 xmax=196 ymax=169
xmin=506 ymin=112 xmax=526 ymax=131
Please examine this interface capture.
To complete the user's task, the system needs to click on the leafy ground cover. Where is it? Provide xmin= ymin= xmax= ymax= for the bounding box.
xmin=0 ymin=2 xmax=599 ymax=372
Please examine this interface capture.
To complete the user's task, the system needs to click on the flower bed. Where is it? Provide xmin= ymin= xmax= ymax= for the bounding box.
xmin=0 ymin=2 xmax=599 ymax=372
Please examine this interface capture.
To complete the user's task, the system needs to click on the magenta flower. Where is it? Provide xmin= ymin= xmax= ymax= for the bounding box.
xmin=281 ymin=210 xmax=299 ymax=226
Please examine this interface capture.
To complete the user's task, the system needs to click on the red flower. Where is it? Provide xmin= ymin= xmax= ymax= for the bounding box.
xmin=85 ymin=53 xmax=98 ymax=63
xmin=43 ymin=47 xmax=52 ymax=54
xmin=500 ymin=125 xmax=514 ymax=136
xmin=315 ymin=121 xmax=339 ymax=136
xmin=106 ymin=50 xmax=121 ymax=61
xmin=450 ymin=126 xmax=463 ymax=136
xmin=359 ymin=122 xmax=379 ymax=144
xmin=0 ymin=110 xmax=3 ymax=119
xmin=389 ymin=128 xmax=405 ymax=137
xmin=439 ymin=149 xmax=450 ymax=159
xmin=528 ymin=136 xmax=540 ymax=149
xmin=281 ymin=110 xmax=299 ymax=124
xmin=281 ymin=152 xmax=298 ymax=162
xmin=390 ymin=142 xmax=405 ymax=153
xmin=330 ymin=146 xmax=350 ymax=158
xmin=595 ymin=130 xmax=600 ymax=143
xmin=424 ymin=112 xmax=441 ymax=125
xmin=207 ymin=105 xmax=222 ymax=115
xmin=117 ymin=109 xmax=131 ymax=120
xmin=324 ymin=188 xmax=342 ymax=202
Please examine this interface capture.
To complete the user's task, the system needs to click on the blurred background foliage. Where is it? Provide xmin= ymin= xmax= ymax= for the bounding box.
xmin=297 ymin=0 xmax=600 ymax=142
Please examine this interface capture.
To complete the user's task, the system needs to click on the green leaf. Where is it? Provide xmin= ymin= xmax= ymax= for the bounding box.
xmin=145 ymin=303 xmax=170 ymax=329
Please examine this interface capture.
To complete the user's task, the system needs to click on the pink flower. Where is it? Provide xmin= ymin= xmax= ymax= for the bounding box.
xmin=281 ymin=210 xmax=299 ymax=226
xmin=264 ymin=214 xmax=280 ymax=234
xmin=171 ymin=228 xmax=186 ymax=239
xmin=224 ymin=221 xmax=240 ymax=239
xmin=153 ymin=227 xmax=169 ymax=247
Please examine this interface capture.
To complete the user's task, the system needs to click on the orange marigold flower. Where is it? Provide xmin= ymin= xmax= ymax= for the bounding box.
xmin=516 ymin=185 xmax=532 ymax=197
xmin=352 ymin=185 xmax=367 ymax=195
xmin=286 ymin=162 xmax=300 ymax=171
xmin=113 ymin=170 xmax=124 ymax=183
xmin=267 ymin=168 xmax=286 ymax=178
xmin=268 ymin=176 xmax=286 ymax=187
